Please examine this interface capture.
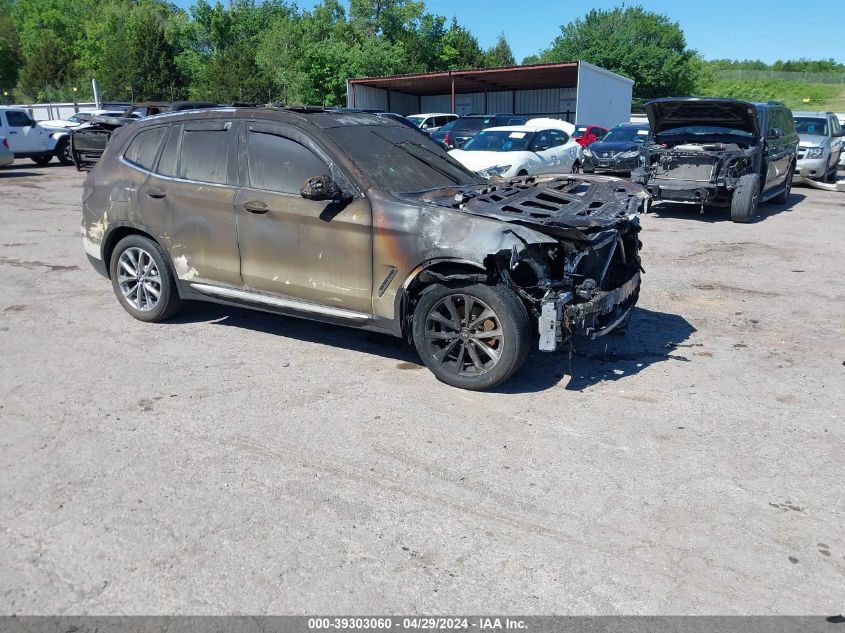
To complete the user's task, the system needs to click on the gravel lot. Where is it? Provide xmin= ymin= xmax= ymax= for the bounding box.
xmin=1 ymin=162 xmax=843 ymax=615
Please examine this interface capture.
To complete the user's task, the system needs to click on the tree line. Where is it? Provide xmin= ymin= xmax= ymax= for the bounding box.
xmin=0 ymin=0 xmax=840 ymax=108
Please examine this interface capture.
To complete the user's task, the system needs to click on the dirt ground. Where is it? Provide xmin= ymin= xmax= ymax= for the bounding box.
xmin=1 ymin=162 xmax=843 ymax=614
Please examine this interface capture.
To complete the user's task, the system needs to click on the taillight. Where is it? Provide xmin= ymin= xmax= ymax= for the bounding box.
xmin=2 ymin=138 xmax=8 ymax=149
xmin=443 ymin=132 xmax=450 ymax=146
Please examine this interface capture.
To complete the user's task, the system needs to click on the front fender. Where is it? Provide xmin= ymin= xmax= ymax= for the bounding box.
xmin=49 ymin=131 xmax=69 ymax=148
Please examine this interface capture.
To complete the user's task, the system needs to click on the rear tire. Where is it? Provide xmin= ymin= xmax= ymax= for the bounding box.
xmin=731 ymin=173 xmax=760 ymax=223
xmin=772 ymin=163 xmax=794 ymax=204
xmin=412 ymin=283 xmax=531 ymax=390
xmin=109 ymin=235 xmax=182 ymax=322
xmin=31 ymin=155 xmax=52 ymax=165
xmin=56 ymin=138 xmax=74 ymax=166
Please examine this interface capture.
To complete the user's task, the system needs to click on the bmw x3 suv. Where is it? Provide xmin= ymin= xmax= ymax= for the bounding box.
xmin=82 ymin=107 xmax=646 ymax=390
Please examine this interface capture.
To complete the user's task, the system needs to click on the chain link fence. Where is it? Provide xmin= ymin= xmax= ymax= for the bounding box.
xmin=716 ymin=70 xmax=845 ymax=84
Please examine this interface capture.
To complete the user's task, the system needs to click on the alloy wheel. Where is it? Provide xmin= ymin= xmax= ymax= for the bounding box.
xmin=117 ymin=247 xmax=161 ymax=311
xmin=424 ymin=294 xmax=504 ymax=377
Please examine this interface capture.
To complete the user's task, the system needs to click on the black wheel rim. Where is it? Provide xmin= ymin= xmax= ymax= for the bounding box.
xmin=424 ymin=294 xmax=504 ymax=377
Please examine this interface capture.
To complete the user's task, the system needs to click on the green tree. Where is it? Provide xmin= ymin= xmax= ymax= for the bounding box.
xmin=438 ymin=17 xmax=483 ymax=70
xmin=17 ymin=35 xmax=73 ymax=98
xmin=0 ymin=0 xmax=20 ymax=89
xmin=536 ymin=6 xmax=699 ymax=99
xmin=483 ymin=32 xmax=515 ymax=68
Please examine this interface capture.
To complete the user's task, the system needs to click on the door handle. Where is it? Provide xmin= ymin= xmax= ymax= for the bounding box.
xmin=145 ymin=188 xmax=166 ymax=199
xmin=243 ymin=200 xmax=269 ymax=214
xmin=9 ymin=131 xmax=18 ymax=134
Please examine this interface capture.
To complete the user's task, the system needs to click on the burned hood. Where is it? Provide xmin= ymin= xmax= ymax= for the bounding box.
xmin=645 ymin=98 xmax=760 ymax=137
xmin=403 ymin=174 xmax=648 ymax=241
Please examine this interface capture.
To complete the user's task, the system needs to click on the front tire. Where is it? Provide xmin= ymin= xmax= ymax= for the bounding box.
xmin=731 ymin=173 xmax=760 ymax=223
xmin=56 ymin=138 xmax=74 ymax=166
xmin=412 ymin=283 xmax=531 ymax=390
xmin=109 ymin=235 xmax=182 ymax=322
xmin=31 ymin=155 xmax=52 ymax=165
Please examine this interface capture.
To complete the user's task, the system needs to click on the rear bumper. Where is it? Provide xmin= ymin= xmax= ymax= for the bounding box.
xmin=538 ymin=272 xmax=641 ymax=350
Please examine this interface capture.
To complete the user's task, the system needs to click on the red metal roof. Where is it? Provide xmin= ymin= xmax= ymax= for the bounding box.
xmin=348 ymin=62 xmax=581 ymax=96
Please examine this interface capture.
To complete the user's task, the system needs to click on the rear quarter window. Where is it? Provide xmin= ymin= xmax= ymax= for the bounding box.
xmin=124 ymin=127 xmax=167 ymax=171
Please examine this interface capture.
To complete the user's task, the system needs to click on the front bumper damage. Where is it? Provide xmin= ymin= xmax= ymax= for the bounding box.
xmin=538 ymin=272 xmax=640 ymax=350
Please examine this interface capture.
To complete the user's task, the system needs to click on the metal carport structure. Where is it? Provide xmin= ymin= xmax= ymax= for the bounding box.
xmin=346 ymin=61 xmax=634 ymax=128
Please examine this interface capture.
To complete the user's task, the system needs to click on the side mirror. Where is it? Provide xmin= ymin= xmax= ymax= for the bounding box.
xmin=300 ymin=175 xmax=349 ymax=202
xmin=768 ymin=128 xmax=782 ymax=140
xmin=533 ymin=145 xmax=550 ymax=152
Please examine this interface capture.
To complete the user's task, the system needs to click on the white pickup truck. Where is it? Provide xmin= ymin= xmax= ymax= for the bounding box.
xmin=0 ymin=107 xmax=73 ymax=165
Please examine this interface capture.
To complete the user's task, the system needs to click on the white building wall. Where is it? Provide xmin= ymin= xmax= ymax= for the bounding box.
xmin=486 ymin=91 xmax=513 ymax=114
xmin=419 ymin=94 xmax=451 ymax=113
xmin=348 ymin=84 xmax=389 ymax=110
xmin=388 ymin=91 xmax=419 ymax=115
xmin=574 ymin=61 xmax=634 ymax=128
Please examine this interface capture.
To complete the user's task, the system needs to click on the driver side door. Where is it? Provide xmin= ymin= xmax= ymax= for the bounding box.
xmin=3 ymin=110 xmax=49 ymax=154
xmin=234 ymin=121 xmax=373 ymax=314
xmin=529 ymin=129 xmax=561 ymax=173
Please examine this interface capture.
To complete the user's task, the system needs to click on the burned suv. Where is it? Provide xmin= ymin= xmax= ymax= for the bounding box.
xmin=82 ymin=108 xmax=645 ymax=390
xmin=637 ymin=98 xmax=798 ymax=223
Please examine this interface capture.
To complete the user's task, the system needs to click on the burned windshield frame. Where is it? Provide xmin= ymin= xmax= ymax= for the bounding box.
xmin=325 ymin=124 xmax=484 ymax=193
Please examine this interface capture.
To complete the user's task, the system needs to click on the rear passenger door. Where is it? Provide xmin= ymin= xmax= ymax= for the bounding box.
xmin=137 ymin=120 xmax=242 ymax=287
xmin=234 ymin=121 xmax=373 ymax=314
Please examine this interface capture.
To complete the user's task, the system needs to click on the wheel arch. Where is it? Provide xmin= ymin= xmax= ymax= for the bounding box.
xmin=397 ymin=258 xmax=491 ymax=341
xmin=101 ymin=222 xmax=168 ymax=278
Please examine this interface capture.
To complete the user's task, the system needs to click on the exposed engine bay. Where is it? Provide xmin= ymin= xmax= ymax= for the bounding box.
xmin=637 ymin=136 xmax=762 ymax=206
xmin=405 ymin=174 xmax=646 ymax=348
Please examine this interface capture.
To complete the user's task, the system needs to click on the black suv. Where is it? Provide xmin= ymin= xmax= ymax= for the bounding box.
xmin=637 ymin=98 xmax=799 ymax=223
xmin=431 ymin=114 xmax=527 ymax=149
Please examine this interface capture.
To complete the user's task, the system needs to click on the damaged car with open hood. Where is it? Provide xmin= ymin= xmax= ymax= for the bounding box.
xmin=81 ymin=108 xmax=646 ymax=390
xmin=636 ymin=98 xmax=798 ymax=223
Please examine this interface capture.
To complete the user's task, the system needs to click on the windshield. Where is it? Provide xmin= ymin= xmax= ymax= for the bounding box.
xmin=657 ymin=125 xmax=753 ymax=138
xmin=603 ymin=127 xmax=649 ymax=143
xmin=793 ymin=117 xmax=828 ymax=136
xmin=67 ymin=114 xmax=82 ymax=123
xmin=326 ymin=124 xmax=484 ymax=193
xmin=452 ymin=118 xmax=490 ymax=132
xmin=406 ymin=116 xmax=425 ymax=127
xmin=462 ymin=130 xmax=532 ymax=152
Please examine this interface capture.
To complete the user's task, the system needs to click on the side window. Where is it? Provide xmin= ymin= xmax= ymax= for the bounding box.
xmin=6 ymin=110 xmax=34 ymax=127
xmin=550 ymin=129 xmax=569 ymax=146
xmin=828 ymin=116 xmax=840 ymax=136
xmin=779 ymin=109 xmax=795 ymax=135
xmin=179 ymin=126 xmax=230 ymax=184
xmin=156 ymin=126 xmax=181 ymax=177
xmin=124 ymin=127 xmax=167 ymax=171
xmin=246 ymin=130 xmax=328 ymax=194
xmin=530 ymin=131 xmax=552 ymax=151
xmin=434 ymin=116 xmax=448 ymax=128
